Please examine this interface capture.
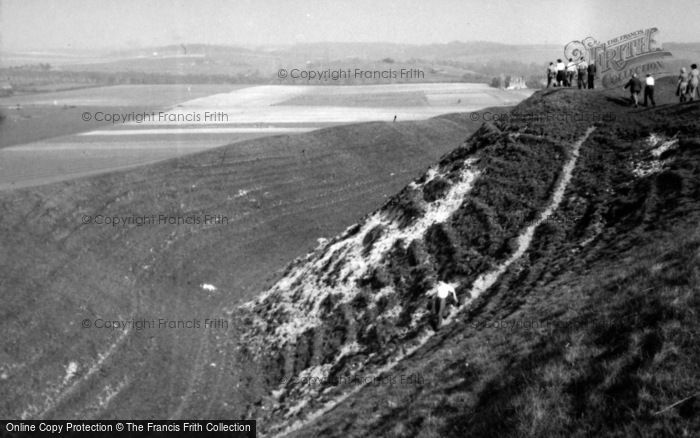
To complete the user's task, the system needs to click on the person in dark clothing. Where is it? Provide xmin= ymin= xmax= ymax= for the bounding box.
xmin=565 ymin=58 xmax=576 ymax=87
xmin=546 ymin=62 xmax=557 ymax=88
xmin=644 ymin=74 xmax=656 ymax=107
xmin=577 ymin=59 xmax=588 ymax=89
xmin=587 ymin=62 xmax=596 ymax=89
xmin=624 ymin=74 xmax=643 ymax=108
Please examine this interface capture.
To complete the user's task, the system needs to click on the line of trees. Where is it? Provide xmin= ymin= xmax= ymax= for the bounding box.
xmin=1 ymin=65 xmax=268 ymax=91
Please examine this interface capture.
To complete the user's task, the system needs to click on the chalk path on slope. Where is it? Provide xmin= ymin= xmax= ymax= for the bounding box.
xmin=19 ymin=286 xmax=143 ymax=420
xmin=268 ymin=126 xmax=596 ymax=438
xmin=19 ymin=327 xmax=133 ymax=420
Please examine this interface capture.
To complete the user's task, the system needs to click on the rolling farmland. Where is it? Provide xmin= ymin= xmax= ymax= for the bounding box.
xmin=0 ymin=83 xmax=532 ymax=190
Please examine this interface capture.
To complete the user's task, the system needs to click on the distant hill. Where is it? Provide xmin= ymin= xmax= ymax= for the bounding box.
xmin=664 ymin=42 xmax=700 ymax=60
xmin=1 ymin=41 xmax=563 ymax=85
xmin=264 ymin=41 xmax=559 ymax=64
xmin=6 ymin=41 xmax=699 ymax=88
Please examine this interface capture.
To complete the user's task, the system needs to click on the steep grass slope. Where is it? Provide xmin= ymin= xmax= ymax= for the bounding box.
xmin=234 ymin=82 xmax=700 ymax=437
xmin=0 ymin=114 xmax=494 ymax=419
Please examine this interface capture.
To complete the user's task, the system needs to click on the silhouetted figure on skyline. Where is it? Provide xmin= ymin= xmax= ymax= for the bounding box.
xmin=547 ymin=62 xmax=557 ymax=88
xmin=587 ymin=61 xmax=596 ymax=89
xmin=577 ymin=58 xmax=588 ymax=89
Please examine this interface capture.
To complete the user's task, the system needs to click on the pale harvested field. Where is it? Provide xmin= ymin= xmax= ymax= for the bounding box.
xmin=0 ymin=84 xmax=246 ymax=107
xmin=1 ymin=83 xmax=533 ymax=190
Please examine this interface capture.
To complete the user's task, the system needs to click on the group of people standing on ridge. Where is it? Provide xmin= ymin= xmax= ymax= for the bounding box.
xmin=547 ymin=58 xmax=596 ymax=89
xmin=547 ymin=57 xmax=700 ymax=108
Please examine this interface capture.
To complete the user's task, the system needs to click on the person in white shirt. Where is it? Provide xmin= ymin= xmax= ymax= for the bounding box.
xmin=556 ymin=59 xmax=566 ymax=87
xmin=644 ymin=73 xmax=656 ymax=107
xmin=432 ymin=281 xmax=458 ymax=329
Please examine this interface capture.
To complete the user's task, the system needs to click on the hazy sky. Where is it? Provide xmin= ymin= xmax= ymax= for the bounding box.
xmin=1 ymin=0 xmax=698 ymax=51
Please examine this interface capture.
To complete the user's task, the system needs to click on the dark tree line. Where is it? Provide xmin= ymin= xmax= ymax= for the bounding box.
xmin=1 ymin=65 xmax=268 ymax=90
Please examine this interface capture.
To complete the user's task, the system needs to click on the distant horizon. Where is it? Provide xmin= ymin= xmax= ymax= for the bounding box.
xmin=5 ymin=40 xmax=558 ymax=55
xmin=3 ymin=0 xmax=700 ymax=52
xmin=3 ymin=39 xmax=700 ymax=55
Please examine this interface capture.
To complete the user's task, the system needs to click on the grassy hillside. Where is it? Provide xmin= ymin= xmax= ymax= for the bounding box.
xmin=234 ymin=79 xmax=700 ymax=437
xmin=0 ymin=112 xmax=498 ymax=420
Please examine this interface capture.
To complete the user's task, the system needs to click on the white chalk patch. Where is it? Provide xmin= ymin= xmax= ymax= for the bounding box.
xmin=95 ymin=377 xmax=130 ymax=410
xmin=338 ymin=342 xmax=362 ymax=358
xmin=63 ymin=361 xmax=79 ymax=384
xmin=246 ymin=159 xmax=479 ymax=348
xmin=633 ymin=134 xmax=678 ymax=177
xmin=22 ymin=327 xmax=132 ymax=420
xmin=632 ymin=160 xmax=664 ymax=177
xmin=651 ymin=138 xmax=679 ymax=158
xmin=646 ymin=133 xmax=663 ymax=147
xmin=382 ymin=305 xmax=403 ymax=321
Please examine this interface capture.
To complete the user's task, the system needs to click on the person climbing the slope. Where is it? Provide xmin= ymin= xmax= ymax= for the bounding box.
xmin=432 ymin=280 xmax=458 ymax=329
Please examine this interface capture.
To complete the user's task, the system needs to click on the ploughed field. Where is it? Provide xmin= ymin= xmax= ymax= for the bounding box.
xmin=0 ymin=83 xmax=531 ymax=190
